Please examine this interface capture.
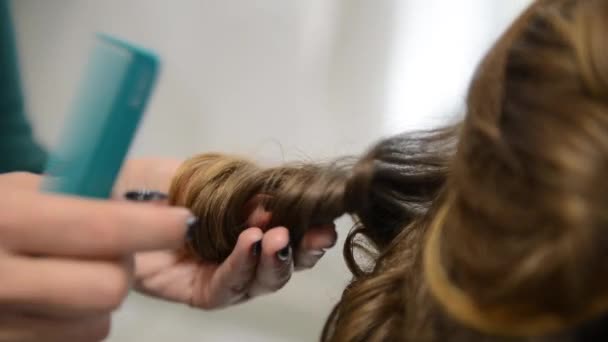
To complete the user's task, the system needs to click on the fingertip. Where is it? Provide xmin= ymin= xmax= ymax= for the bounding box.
xmin=237 ymin=227 xmax=264 ymax=247
xmin=303 ymin=224 xmax=338 ymax=251
xmin=261 ymin=227 xmax=290 ymax=254
xmin=320 ymin=228 xmax=338 ymax=249
xmin=167 ymin=206 xmax=197 ymax=241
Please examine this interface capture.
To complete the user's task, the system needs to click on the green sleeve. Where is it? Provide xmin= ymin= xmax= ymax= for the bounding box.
xmin=0 ymin=0 xmax=47 ymax=173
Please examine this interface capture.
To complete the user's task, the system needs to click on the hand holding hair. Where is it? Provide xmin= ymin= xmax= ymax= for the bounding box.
xmin=113 ymin=158 xmax=338 ymax=309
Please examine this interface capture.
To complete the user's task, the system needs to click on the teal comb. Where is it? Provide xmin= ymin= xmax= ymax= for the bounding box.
xmin=42 ymin=34 xmax=160 ymax=199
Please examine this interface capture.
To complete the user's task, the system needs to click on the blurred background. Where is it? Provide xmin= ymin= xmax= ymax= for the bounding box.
xmin=12 ymin=1 xmax=531 ymax=341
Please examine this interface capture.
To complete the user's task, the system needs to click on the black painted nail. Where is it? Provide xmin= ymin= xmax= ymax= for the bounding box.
xmin=186 ymin=216 xmax=199 ymax=242
xmin=124 ymin=190 xmax=168 ymax=201
xmin=252 ymin=240 xmax=262 ymax=257
xmin=277 ymin=246 xmax=291 ymax=262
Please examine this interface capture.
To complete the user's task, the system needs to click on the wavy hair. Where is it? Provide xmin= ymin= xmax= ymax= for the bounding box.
xmin=169 ymin=0 xmax=608 ymax=340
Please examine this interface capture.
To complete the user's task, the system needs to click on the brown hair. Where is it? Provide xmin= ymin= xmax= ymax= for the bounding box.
xmin=169 ymin=0 xmax=608 ymax=340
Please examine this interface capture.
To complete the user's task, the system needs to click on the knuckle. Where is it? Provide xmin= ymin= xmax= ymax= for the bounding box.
xmin=195 ymin=302 xmax=215 ymax=310
xmin=190 ymin=293 xmax=219 ymax=311
xmin=229 ymin=283 xmax=248 ymax=295
xmin=234 ymin=258 xmax=257 ymax=276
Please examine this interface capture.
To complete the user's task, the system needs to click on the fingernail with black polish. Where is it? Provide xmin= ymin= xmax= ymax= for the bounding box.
xmin=252 ymin=240 xmax=262 ymax=257
xmin=277 ymin=246 xmax=291 ymax=262
xmin=186 ymin=216 xmax=199 ymax=242
xmin=124 ymin=190 xmax=168 ymax=201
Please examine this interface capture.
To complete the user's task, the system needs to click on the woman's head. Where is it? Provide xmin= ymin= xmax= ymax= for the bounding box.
xmin=427 ymin=0 xmax=608 ymax=335
xmin=169 ymin=0 xmax=608 ymax=340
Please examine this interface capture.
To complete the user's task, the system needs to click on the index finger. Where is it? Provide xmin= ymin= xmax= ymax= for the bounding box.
xmin=0 ymin=187 xmax=193 ymax=257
